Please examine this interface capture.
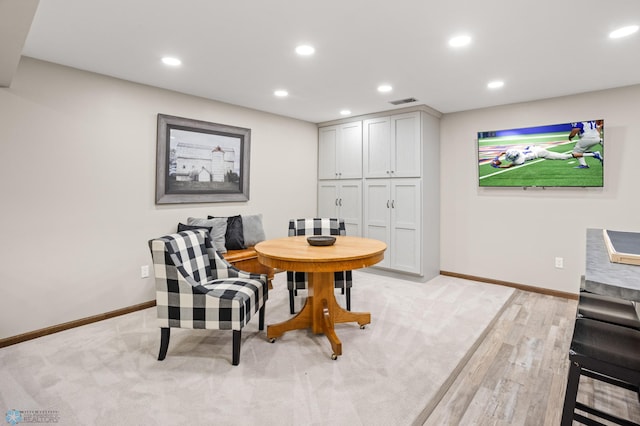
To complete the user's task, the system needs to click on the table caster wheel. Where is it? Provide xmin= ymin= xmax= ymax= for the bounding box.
xmin=331 ymin=353 xmax=338 ymax=360
xmin=360 ymin=325 xmax=366 ymax=329
xmin=269 ymin=338 xmax=276 ymax=343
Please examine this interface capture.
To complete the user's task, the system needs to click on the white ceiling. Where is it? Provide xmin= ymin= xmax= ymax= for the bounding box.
xmin=6 ymin=0 xmax=640 ymax=123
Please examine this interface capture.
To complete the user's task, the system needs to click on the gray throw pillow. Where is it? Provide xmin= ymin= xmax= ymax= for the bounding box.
xmin=187 ymin=217 xmax=228 ymax=253
xmin=242 ymin=214 xmax=266 ymax=246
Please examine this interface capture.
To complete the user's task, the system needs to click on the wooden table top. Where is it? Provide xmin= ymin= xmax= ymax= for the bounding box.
xmin=255 ymin=236 xmax=386 ymax=273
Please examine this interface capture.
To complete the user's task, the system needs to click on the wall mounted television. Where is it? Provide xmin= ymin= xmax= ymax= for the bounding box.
xmin=478 ymin=120 xmax=604 ymax=188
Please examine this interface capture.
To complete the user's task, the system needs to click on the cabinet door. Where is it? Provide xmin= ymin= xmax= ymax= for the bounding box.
xmin=339 ymin=181 xmax=362 ymax=236
xmin=390 ymin=179 xmax=422 ymax=274
xmin=337 ymin=122 xmax=363 ymax=179
xmin=391 ymin=112 xmax=421 ymax=178
xmin=318 ymin=181 xmax=339 ymax=218
xmin=318 ymin=126 xmax=338 ymax=180
xmin=363 ymin=117 xmax=391 ymax=178
xmin=363 ymin=180 xmax=391 ymax=268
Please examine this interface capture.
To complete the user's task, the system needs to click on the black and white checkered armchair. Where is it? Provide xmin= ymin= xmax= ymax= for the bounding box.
xmin=148 ymin=229 xmax=268 ymax=366
xmin=286 ymin=218 xmax=352 ymax=314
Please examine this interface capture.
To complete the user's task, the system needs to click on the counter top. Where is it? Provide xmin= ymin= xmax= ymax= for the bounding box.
xmin=585 ymin=228 xmax=640 ymax=302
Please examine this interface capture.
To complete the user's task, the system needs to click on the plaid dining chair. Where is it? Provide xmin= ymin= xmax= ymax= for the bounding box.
xmin=286 ymin=218 xmax=352 ymax=314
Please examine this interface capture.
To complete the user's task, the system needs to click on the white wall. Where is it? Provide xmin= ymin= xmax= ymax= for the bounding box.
xmin=440 ymin=85 xmax=640 ymax=294
xmin=0 ymin=57 xmax=318 ymax=339
xmin=4 ymin=58 xmax=639 ymax=340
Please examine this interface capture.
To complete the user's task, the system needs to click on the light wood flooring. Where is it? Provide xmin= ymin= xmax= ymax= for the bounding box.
xmin=423 ymin=289 xmax=640 ymax=426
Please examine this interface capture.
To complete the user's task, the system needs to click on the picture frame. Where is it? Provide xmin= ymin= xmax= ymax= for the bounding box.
xmin=156 ymin=114 xmax=251 ymax=204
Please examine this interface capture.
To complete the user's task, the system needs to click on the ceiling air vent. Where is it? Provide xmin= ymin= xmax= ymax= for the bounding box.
xmin=389 ymin=97 xmax=417 ymax=105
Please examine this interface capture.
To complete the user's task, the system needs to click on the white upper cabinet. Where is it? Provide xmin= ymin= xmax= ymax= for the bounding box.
xmin=392 ymin=112 xmax=422 ymax=177
xmin=362 ymin=117 xmax=391 ymax=178
xmin=363 ymin=111 xmax=421 ymax=178
xmin=318 ymin=121 xmax=362 ymax=180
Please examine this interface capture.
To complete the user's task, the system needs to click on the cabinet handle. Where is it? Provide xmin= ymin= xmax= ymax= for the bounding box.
xmin=339 ymin=198 xmax=343 ymax=206
xmin=391 ymin=200 xmax=395 ymax=208
xmin=335 ymin=198 xmax=339 ymax=206
xmin=386 ymin=200 xmax=390 ymax=208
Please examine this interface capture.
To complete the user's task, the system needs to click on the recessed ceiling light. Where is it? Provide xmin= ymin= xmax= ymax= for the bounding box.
xmin=377 ymin=84 xmax=393 ymax=93
xmin=449 ymin=35 xmax=472 ymax=47
xmin=609 ymin=25 xmax=639 ymax=39
xmin=340 ymin=110 xmax=351 ymax=116
xmin=295 ymin=45 xmax=315 ymax=56
xmin=487 ymin=80 xmax=504 ymax=89
xmin=274 ymin=90 xmax=289 ymax=97
xmin=161 ymin=57 xmax=181 ymax=66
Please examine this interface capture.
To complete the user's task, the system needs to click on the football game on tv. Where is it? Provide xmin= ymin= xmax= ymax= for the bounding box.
xmin=478 ymin=120 xmax=604 ymax=188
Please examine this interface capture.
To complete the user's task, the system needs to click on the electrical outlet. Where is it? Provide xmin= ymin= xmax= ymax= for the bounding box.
xmin=555 ymin=257 xmax=564 ymax=269
xmin=141 ymin=265 xmax=150 ymax=278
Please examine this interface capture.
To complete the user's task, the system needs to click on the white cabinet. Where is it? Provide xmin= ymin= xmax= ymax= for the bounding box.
xmin=361 ymin=117 xmax=390 ymax=178
xmin=363 ymin=111 xmax=421 ymax=178
xmin=318 ymin=180 xmax=362 ymax=236
xmin=363 ymin=179 xmax=421 ymax=274
xmin=318 ymin=121 xmax=362 ymax=180
xmin=317 ymin=107 xmax=440 ymax=279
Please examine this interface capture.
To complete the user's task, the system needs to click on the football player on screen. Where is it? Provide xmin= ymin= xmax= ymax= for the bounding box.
xmin=491 ymin=146 xmax=576 ymax=169
xmin=568 ymin=120 xmax=604 ymax=169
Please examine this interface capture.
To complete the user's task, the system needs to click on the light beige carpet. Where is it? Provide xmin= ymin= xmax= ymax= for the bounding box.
xmin=0 ymin=270 xmax=514 ymax=425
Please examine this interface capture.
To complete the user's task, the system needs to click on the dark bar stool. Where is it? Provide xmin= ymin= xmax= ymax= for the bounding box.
xmin=578 ymin=291 xmax=640 ymax=330
xmin=561 ymin=317 xmax=640 ymax=425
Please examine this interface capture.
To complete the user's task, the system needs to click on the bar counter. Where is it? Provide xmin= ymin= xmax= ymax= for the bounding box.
xmin=584 ymin=228 xmax=640 ymax=303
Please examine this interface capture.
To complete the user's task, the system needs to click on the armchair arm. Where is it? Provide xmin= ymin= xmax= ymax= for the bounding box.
xmin=150 ymin=236 xmax=211 ymax=294
xmin=169 ymin=253 xmax=212 ymax=294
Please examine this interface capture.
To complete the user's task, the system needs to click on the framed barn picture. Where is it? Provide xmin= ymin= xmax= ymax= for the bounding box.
xmin=155 ymin=114 xmax=251 ymax=204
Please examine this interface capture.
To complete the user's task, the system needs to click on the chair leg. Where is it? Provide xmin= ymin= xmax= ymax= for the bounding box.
xmin=289 ymin=289 xmax=295 ymax=314
xmin=561 ymin=360 xmax=582 ymax=426
xmin=259 ymin=305 xmax=265 ymax=331
xmin=346 ymin=288 xmax=351 ymax=311
xmin=158 ymin=328 xmax=170 ymax=361
xmin=232 ymin=330 xmax=241 ymax=366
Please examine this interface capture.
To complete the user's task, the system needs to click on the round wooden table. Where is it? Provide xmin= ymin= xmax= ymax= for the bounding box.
xmin=255 ymin=235 xmax=386 ymax=359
